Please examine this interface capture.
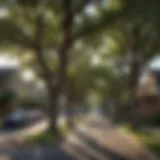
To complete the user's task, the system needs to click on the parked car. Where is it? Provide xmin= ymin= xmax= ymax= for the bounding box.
xmin=2 ymin=109 xmax=43 ymax=129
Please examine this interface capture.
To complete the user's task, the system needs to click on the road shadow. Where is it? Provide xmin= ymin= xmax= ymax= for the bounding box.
xmin=0 ymin=144 xmax=74 ymax=160
xmin=0 ymin=118 xmax=155 ymax=160
xmin=72 ymin=130 xmax=131 ymax=160
xmin=71 ymin=129 xmax=157 ymax=160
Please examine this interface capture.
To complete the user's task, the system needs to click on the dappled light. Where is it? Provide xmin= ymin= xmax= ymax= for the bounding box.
xmin=0 ymin=0 xmax=159 ymax=159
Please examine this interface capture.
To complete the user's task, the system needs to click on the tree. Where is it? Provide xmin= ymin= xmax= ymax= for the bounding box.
xmin=0 ymin=0 xmax=131 ymax=133
xmin=64 ymin=37 xmax=125 ymax=124
xmin=105 ymin=0 xmax=160 ymax=128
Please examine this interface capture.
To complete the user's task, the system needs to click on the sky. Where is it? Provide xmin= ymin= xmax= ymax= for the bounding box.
xmin=150 ymin=57 xmax=160 ymax=69
xmin=0 ymin=6 xmax=160 ymax=81
xmin=0 ymin=54 xmax=35 ymax=81
xmin=0 ymin=54 xmax=160 ymax=81
xmin=0 ymin=55 xmax=18 ymax=67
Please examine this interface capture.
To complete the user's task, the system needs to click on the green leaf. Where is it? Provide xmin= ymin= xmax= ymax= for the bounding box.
xmin=0 ymin=18 xmax=30 ymax=47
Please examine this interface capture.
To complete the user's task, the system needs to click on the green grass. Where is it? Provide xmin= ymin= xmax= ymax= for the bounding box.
xmin=28 ymin=124 xmax=69 ymax=144
xmin=28 ymin=118 xmax=80 ymax=145
xmin=137 ymin=133 xmax=160 ymax=156
xmin=29 ymin=130 xmax=57 ymax=144
xmin=120 ymin=124 xmax=160 ymax=157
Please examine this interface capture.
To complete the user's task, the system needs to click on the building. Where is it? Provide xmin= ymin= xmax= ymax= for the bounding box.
xmin=0 ymin=67 xmax=47 ymax=104
xmin=136 ymin=70 xmax=160 ymax=117
xmin=0 ymin=67 xmax=22 ymax=115
xmin=0 ymin=68 xmax=21 ymax=95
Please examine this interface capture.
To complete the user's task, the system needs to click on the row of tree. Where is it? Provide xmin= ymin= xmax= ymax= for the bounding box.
xmin=0 ymin=0 xmax=160 ymax=133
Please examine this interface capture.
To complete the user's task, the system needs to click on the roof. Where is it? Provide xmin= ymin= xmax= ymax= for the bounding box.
xmin=137 ymin=70 xmax=159 ymax=98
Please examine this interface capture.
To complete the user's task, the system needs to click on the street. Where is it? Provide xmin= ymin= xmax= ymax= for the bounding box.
xmin=0 ymin=115 xmax=157 ymax=160
xmin=0 ymin=115 xmax=66 ymax=144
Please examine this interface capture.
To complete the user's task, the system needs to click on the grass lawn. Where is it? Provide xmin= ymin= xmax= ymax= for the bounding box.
xmin=120 ymin=124 xmax=160 ymax=157
xmin=136 ymin=132 xmax=160 ymax=157
xmin=27 ymin=117 xmax=80 ymax=145
xmin=28 ymin=124 xmax=68 ymax=144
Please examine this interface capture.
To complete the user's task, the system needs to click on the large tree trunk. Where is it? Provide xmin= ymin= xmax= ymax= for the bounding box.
xmin=66 ymin=99 xmax=75 ymax=128
xmin=129 ymin=54 xmax=140 ymax=129
xmin=32 ymin=13 xmax=60 ymax=134
xmin=129 ymin=58 xmax=139 ymax=102
xmin=128 ymin=26 xmax=141 ymax=129
xmin=47 ymin=85 xmax=60 ymax=135
xmin=32 ymin=2 xmax=74 ymax=135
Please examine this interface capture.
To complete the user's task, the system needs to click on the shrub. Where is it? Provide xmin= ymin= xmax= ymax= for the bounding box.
xmin=0 ymin=91 xmax=16 ymax=103
xmin=20 ymin=98 xmax=44 ymax=109
xmin=0 ymin=91 xmax=17 ymax=117
xmin=144 ymin=112 xmax=160 ymax=126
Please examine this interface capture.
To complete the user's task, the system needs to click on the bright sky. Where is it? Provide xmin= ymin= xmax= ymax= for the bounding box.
xmin=0 ymin=6 xmax=160 ymax=80
xmin=149 ymin=57 xmax=160 ymax=69
xmin=0 ymin=8 xmax=8 ymax=18
xmin=0 ymin=54 xmax=18 ymax=67
xmin=0 ymin=54 xmax=35 ymax=81
xmin=0 ymin=54 xmax=160 ymax=81
xmin=21 ymin=69 xmax=35 ymax=81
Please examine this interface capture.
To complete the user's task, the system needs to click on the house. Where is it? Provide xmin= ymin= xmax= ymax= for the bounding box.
xmin=0 ymin=67 xmax=21 ymax=94
xmin=0 ymin=67 xmax=22 ymax=115
xmin=0 ymin=67 xmax=46 ymax=98
xmin=136 ymin=70 xmax=160 ymax=117
xmin=0 ymin=67 xmax=47 ymax=115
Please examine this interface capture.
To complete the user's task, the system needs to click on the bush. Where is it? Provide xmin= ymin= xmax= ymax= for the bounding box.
xmin=142 ymin=112 xmax=160 ymax=126
xmin=114 ymin=104 xmax=132 ymax=122
xmin=135 ymin=132 xmax=160 ymax=157
xmin=0 ymin=91 xmax=17 ymax=117
xmin=20 ymin=98 xmax=44 ymax=109
xmin=0 ymin=91 xmax=16 ymax=103
xmin=28 ymin=123 xmax=70 ymax=144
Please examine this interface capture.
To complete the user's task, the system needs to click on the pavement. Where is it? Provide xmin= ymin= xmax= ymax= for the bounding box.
xmin=0 ymin=115 xmax=157 ymax=160
xmin=0 ymin=116 xmax=66 ymax=144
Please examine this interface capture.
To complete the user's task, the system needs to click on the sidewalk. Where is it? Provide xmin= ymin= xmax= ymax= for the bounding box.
xmin=0 ymin=115 xmax=158 ymax=160
xmin=62 ymin=115 xmax=157 ymax=160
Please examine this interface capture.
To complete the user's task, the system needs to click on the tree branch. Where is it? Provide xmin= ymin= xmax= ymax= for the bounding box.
xmin=58 ymin=0 xmax=74 ymax=91
xmin=32 ymin=13 xmax=53 ymax=85
xmin=0 ymin=19 xmax=31 ymax=48
xmin=74 ymin=0 xmax=91 ymax=13
xmin=73 ymin=8 xmax=128 ymax=40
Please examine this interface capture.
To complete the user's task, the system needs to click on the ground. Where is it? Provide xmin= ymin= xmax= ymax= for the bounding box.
xmin=0 ymin=115 xmax=157 ymax=160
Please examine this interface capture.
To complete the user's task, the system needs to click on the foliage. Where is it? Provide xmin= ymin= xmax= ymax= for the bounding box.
xmin=139 ymin=133 xmax=160 ymax=156
xmin=1 ymin=0 xmax=160 ymax=133
xmin=28 ymin=118 xmax=79 ymax=144
xmin=0 ymin=0 xmax=130 ymax=94
xmin=0 ymin=91 xmax=16 ymax=103
xmin=114 ymin=104 xmax=132 ymax=122
xmin=0 ymin=91 xmax=17 ymax=117
xmin=133 ymin=131 xmax=160 ymax=157
xmin=121 ymin=124 xmax=160 ymax=157
xmin=0 ymin=0 xmax=134 ymax=132
xmin=28 ymin=131 xmax=58 ymax=145
xmin=140 ymin=112 xmax=160 ymax=126
xmin=20 ymin=98 xmax=44 ymax=108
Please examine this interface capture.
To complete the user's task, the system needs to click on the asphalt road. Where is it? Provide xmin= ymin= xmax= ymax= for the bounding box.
xmin=0 ymin=115 xmax=157 ymax=160
xmin=0 ymin=115 xmax=67 ymax=145
xmin=62 ymin=115 xmax=157 ymax=160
